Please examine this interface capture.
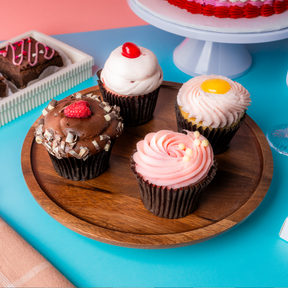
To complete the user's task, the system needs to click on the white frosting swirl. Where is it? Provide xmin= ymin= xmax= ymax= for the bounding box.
xmin=100 ymin=45 xmax=163 ymax=96
xmin=177 ymin=75 xmax=251 ymax=128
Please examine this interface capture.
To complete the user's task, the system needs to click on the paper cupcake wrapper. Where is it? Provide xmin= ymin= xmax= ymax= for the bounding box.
xmin=175 ymin=101 xmax=246 ymax=155
xmin=97 ymin=70 xmax=160 ymax=127
xmin=131 ymin=159 xmax=218 ymax=219
xmin=48 ymin=141 xmax=114 ymax=181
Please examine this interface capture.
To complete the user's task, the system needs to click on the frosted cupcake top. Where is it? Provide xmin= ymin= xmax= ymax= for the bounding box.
xmin=133 ymin=130 xmax=214 ymax=189
xmin=100 ymin=42 xmax=163 ymax=96
xmin=177 ymin=75 xmax=251 ymax=128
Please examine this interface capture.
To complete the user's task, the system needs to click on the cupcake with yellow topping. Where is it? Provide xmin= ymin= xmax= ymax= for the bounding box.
xmin=175 ymin=75 xmax=251 ymax=154
xmin=131 ymin=130 xmax=217 ymax=219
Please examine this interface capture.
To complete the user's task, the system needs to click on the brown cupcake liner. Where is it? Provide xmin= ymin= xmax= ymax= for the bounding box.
xmin=175 ymin=100 xmax=246 ymax=155
xmin=131 ymin=158 xmax=218 ymax=219
xmin=97 ymin=69 xmax=160 ymax=127
xmin=48 ymin=141 xmax=114 ymax=181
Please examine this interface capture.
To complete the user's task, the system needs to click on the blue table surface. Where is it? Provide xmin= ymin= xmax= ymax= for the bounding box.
xmin=1 ymin=25 xmax=288 ymax=287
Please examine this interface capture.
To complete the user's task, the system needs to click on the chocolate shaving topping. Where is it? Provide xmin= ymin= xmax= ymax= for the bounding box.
xmin=104 ymin=105 xmax=112 ymax=113
xmin=104 ymin=111 xmax=118 ymax=122
xmin=38 ymin=118 xmax=44 ymax=126
xmin=52 ymin=140 xmax=58 ymax=150
xmin=75 ymin=92 xmax=82 ymax=99
xmin=100 ymin=134 xmax=110 ymax=141
xmin=99 ymin=103 xmax=106 ymax=109
xmin=60 ymin=141 xmax=66 ymax=152
xmin=35 ymin=125 xmax=43 ymax=136
xmin=44 ymin=142 xmax=52 ymax=150
xmin=69 ymin=142 xmax=76 ymax=149
xmin=113 ymin=105 xmax=121 ymax=115
xmin=65 ymin=132 xmax=77 ymax=143
xmin=92 ymin=140 xmax=100 ymax=150
xmin=42 ymin=108 xmax=49 ymax=116
xmin=44 ymin=129 xmax=54 ymax=141
xmin=35 ymin=135 xmax=44 ymax=144
xmin=54 ymin=113 xmax=58 ymax=117
xmin=79 ymin=146 xmax=90 ymax=160
xmin=116 ymin=121 xmax=124 ymax=133
xmin=69 ymin=150 xmax=81 ymax=159
xmin=55 ymin=135 xmax=61 ymax=142
xmin=92 ymin=95 xmax=101 ymax=102
xmin=48 ymin=99 xmax=57 ymax=110
xmin=104 ymin=140 xmax=111 ymax=151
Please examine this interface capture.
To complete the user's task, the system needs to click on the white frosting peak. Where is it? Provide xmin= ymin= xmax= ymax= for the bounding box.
xmin=101 ymin=45 xmax=163 ymax=96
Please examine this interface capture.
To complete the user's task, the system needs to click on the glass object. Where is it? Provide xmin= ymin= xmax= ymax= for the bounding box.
xmin=267 ymin=124 xmax=288 ymax=156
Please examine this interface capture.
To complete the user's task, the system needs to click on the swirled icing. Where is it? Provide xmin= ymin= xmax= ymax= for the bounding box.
xmin=100 ymin=45 xmax=163 ymax=96
xmin=133 ymin=130 xmax=214 ymax=189
xmin=177 ymin=75 xmax=251 ymax=128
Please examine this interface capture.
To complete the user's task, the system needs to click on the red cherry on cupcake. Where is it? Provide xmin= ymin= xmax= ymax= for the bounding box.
xmin=64 ymin=100 xmax=91 ymax=118
xmin=121 ymin=42 xmax=141 ymax=58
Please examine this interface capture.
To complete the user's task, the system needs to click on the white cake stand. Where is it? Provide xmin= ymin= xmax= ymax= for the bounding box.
xmin=128 ymin=0 xmax=288 ymax=78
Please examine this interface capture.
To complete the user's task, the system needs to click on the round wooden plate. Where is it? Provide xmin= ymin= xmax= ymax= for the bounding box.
xmin=21 ymin=81 xmax=273 ymax=249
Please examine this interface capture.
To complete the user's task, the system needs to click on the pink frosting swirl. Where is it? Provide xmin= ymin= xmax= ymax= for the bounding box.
xmin=177 ymin=75 xmax=251 ymax=128
xmin=133 ymin=130 xmax=214 ymax=189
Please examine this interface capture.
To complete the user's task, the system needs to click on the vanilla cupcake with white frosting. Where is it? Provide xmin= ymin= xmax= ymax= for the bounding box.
xmin=175 ymin=75 xmax=251 ymax=154
xmin=97 ymin=42 xmax=163 ymax=127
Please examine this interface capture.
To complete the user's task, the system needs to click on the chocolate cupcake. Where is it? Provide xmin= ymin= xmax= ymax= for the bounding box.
xmin=34 ymin=92 xmax=124 ymax=181
xmin=175 ymin=75 xmax=251 ymax=154
xmin=97 ymin=42 xmax=163 ymax=127
xmin=131 ymin=130 xmax=217 ymax=219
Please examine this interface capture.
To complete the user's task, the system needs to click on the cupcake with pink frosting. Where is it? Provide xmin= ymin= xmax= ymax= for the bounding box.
xmin=175 ymin=75 xmax=251 ymax=154
xmin=97 ymin=42 xmax=163 ymax=127
xmin=131 ymin=130 xmax=217 ymax=219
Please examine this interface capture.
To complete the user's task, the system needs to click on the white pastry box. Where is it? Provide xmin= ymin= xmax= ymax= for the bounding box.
xmin=0 ymin=30 xmax=94 ymax=127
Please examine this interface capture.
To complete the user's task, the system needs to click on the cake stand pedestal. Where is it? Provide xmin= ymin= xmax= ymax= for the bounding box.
xmin=128 ymin=0 xmax=288 ymax=78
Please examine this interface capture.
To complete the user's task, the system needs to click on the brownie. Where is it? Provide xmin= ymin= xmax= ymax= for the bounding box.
xmin=0 ymin=77 xmax=7 ymax=98
xmin=0 ymin=37 xmax=63 ymax=89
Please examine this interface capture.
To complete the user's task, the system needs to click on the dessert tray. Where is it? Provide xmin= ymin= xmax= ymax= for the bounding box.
xmin=21 ymin=81 xmax=273 ymax=249
xmin=0 ymin=30 xmax=94 ymax=128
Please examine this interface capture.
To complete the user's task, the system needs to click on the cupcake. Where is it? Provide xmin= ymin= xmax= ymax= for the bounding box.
xmin=34 ymin=92 xmax=124 ymax=181
xmin=131 ymin=130 xmax=217 ymax=219
xmin=97 ymin=42 xmax=163 ymax=127
xmin=175 ymin=75 xmax=251 ymax=154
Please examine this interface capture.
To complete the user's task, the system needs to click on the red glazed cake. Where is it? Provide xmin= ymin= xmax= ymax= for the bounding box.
xmin=0 ymin=37 xmax=63 ymax=89
xmin=34 ymin=91 xmax=124 ymax=181
xmin=165 ymin=0 xmax=288 ymax=19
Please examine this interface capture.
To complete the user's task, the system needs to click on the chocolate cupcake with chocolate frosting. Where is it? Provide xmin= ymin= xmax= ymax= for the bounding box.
xmin=34 ymin=92 xmax=124 ymax=181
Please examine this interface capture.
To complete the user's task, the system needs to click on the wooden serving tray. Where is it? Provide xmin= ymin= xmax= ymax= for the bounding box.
xmin=21 ymin=81 xmax=273 ymax=249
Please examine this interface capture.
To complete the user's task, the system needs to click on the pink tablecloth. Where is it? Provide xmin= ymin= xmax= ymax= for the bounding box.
xmin=0 ymin=218 xmax=74 ymax=287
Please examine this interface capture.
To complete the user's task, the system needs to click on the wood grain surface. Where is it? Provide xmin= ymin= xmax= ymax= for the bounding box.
xmin=21 ymin=81 xmax=273 ymax=248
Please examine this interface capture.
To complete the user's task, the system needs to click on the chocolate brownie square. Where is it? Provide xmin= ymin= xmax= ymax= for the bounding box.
xmin=0 ymin=37 xmax=63 ymax=89
xmin=0 ymin=77 xmax=7 ymax=98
